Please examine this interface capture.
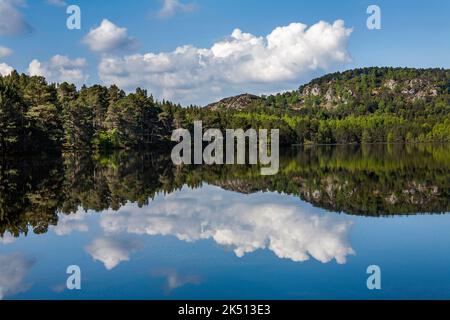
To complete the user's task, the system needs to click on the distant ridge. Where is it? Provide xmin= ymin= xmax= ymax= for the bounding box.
xmin=204 ymin=67 xmax=450 ymax=112
xmin=205 ymin=93 xmax=264 ymax=111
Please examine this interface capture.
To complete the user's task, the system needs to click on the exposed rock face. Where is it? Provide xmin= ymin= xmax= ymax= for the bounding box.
xmin=296 ymin=75 xmax=442 ymax=109
xmin=297 ymin=80 xmax=352 ymax=109
xmin=303 ymin=84 xmax=321 ymax=96
xmin=384 ymin=79 xmax=398 ymax=90
xmin=205 ymin=94 xmax=263 ymax=111
xmin=213 ymin=179 xmax=264 ymax=194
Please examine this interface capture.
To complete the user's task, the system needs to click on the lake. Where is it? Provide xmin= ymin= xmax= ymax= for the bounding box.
xmin=0 ymin=144 xmax=449 ymax=300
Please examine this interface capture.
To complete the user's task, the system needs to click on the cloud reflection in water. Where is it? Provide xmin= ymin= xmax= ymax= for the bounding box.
xmin=90 ymin=185 xmax=355 ymax=267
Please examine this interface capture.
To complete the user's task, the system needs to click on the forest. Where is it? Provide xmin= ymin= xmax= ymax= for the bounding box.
xmin=1 ymin=67 xmax=449 ymax=154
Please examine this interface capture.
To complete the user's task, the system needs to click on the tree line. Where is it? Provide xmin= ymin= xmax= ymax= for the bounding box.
xmin=1 ymin=67 xmax=450 ymax=154
xmin=0 ymin=71 xmax=180 ymax=153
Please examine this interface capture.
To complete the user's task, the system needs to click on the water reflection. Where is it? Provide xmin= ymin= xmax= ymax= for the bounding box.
xmin=151 ymin=269 xmax=203 ymax=294
xmin=0 ymin=253 xmax=35 ymax=299
xmin=86 ymin=236 xmax=143 ymax=270
xmin=0 ymin=144 xmax=449 ymax=299
xmin=1 ymin=144 xmax=448 ymax=240
xmin=90 ymin=186 xmax=355 ymax=266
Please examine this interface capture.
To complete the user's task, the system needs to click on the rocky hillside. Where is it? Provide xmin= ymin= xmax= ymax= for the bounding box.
xmin=204 ymin=67 xmax=450 ymax=112
xmin=205 ymin=93 xmax=264 ymax=111
xmin=294 ymin=67 xmax=447 ymax=110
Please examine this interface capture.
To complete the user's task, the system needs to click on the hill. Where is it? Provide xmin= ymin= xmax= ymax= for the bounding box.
xmin=204 ymin=67 xmax=450 ymax=114
xmin=205 ymin=94 xmax=264 ymax=111
xmin=191 ymin=67 xmax=450 ymax=145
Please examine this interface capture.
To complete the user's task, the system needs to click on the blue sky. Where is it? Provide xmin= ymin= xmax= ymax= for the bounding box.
xmin=1 ymin=0 xmax=450 ymax=105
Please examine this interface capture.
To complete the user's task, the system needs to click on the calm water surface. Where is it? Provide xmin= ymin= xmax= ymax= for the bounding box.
xmin=0 ymin=144 xmax=449 ymax=299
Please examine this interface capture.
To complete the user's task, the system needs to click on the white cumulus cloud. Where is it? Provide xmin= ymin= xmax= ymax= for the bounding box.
xmin=27 ymin=54 xmax=88 ymax=86
xmin=158 ymin=0 xmax=197 ymax=18
xmin=83 ymin=19 xmax=137 ymax=53
xmin=0 ymin=46 xmax=12 ymax=57
xmin=0 ymin=0 xmax=32 ymax=36
xmin=85 ymin=236 xmax=142 ymax=270
xmin=0 ymin=62 xmax=13 ymax=76
xmin=98 ymin=20 xmax=352 ymax=105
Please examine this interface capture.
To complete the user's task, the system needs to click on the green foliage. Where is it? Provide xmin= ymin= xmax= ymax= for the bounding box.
xmin=64 ymin=99 xmax=94 ymax=149
xmin=0 ymin=82 xmax=23 ymax=152
xmin=92 ymin=129 xmax=120 ymax=150
xmin=1 ymin=67 xmax=449 ymax=153
xmin=427 ymin=119 xmax=450 ymax=142
xmin=0 ymin=73 xmax=177 ymax=153
xmin=176 ymin=68 xmax=450 ymax=145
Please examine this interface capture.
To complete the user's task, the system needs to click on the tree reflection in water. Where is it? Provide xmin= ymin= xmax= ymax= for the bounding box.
xmin=0 ymin=144 xmax=449 ymax=240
